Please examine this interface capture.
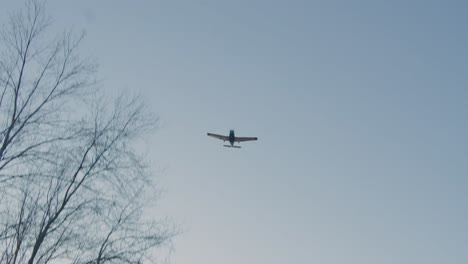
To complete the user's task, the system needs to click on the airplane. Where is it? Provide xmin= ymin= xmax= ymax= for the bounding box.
xmin=207 ymin=130 xmax=258 ymax=148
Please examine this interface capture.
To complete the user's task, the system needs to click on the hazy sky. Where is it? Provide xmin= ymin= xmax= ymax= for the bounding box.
xmin=2 ymin=1 xmax=468 ymax=263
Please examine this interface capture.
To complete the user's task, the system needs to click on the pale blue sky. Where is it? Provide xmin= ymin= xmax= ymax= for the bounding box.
xmin=2 ymin=1 xmax=468 ymax=263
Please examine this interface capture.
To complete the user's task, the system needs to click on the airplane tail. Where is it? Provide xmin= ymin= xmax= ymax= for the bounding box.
xmin=223 ymin=145 xmax=241 ymax=148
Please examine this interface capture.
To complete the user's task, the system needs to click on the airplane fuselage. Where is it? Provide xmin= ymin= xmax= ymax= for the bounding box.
xmin=229 ymin=130 xmax=235 ymax=146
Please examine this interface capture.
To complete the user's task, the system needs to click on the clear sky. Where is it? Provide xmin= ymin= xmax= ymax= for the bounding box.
xmin=2 ymin=1 xmax=468 ymax=263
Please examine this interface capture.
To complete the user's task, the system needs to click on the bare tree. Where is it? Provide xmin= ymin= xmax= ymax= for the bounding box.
xmin=0 ymin=1 xmax=174 ymax=263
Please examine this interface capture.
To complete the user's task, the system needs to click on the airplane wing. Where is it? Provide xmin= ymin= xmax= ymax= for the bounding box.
xmin=207 ymin=133 xmax=229 ymax=141
xmin=235 ymin=137 xmax=258 ymax=142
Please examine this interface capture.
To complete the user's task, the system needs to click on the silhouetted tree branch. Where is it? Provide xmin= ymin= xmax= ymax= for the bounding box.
xmin=0 ymin=1 xmax=175 ymax=264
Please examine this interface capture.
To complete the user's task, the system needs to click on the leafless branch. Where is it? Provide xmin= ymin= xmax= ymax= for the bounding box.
xmin=0 ymin=1 xmax=174 ymax=264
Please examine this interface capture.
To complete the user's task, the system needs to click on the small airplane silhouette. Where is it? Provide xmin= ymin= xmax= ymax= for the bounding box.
xmin=207 ymin=130 xmax=258 ymax=148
